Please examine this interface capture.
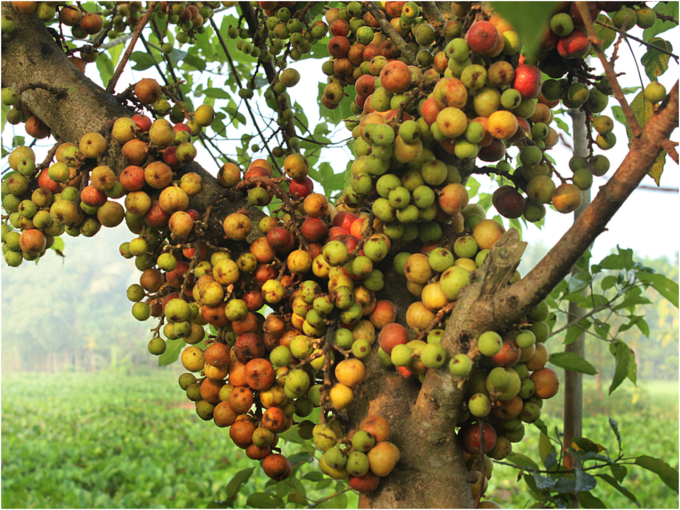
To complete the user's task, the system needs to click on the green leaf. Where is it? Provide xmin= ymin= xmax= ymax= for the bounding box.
xmin=594 ymin=14 xmax=616 ymax=49
xmin=304 ymin=1 xmax=326 ymax=24
xmin=95 ymin=52 xmax=114 ymax=86
xmin=564 ymin=319 xmax=590 ymax=345
xmin=641 ymin=38 xmax=673 ymax=81
xmin=617 ymin=246 xmax=634 ymax=271
xmin=204 ymin=88 xmax=232 ymax=99
xmin=635 ymin=317 xmax=649 ymax=338
xmin=621 ymin=86 xmax=642 ymax=95
xmin=574 ymin=467 xmax=597 ymax=492
xmin=634 ymin=456 xmax=679 ymax=493
xmin=637 ymin=271 xmax=679 ymax=308
xmin=50 ymin=236 xmax=65 ymax=256
xmin=206 ymin=501 xmax=232 ymax=509
xmin=316 ymin=491 xmax=348 ymax=509
xmin=578 ymin=491 xmax=607 ymax=508
xmin=302 ymin=472 xmax=324 ymax=482
xmin=611 ymin=105 xmax=626 ymax=127
xmin=315 ymin=479 xmax=333 ymax=490
xmin=648 ymin=149 xmax=666 ymax=186
xmin=609 ymin=417 xmax=622 ymax=451
xmin=627 ymin=348 xmax=637 ymax=385
xmin=601 ymin=275 xmax=617 ymax=290
xmin=533 ymin=472 xmax=557 ymax=489
xmin=467 ymin=176 xmax=480 ymax=199
xmin=506 ymin=453 xmax=539 ymax=471
xmin=608 ymin=341 xmax=630 ymax=395
xmin=572 ymin=437 xmax=602 ymax=454
xmin=610 ymin=464 xmax=627 ymax=483
xmin=489 ymin=2 xmax=558 ymax=57
xmin=158 ymin=338 xmax=183 ymax=367
xmin=309 ymin=162 xmax=346 ymax=198
xmin=287 ymin=452 xmax=314 ymax=466
xmin=554 ymin=116 xmax=571 ymax=136
xmin=167 ymin=48 xmax=189 ymax=64
xmin=539 ymin=432 xmax=556 ymax=466
xmin=549 ymin=352 xmax=597 ymax=375
xmin=532 ymin=419 xmax=550 ymax=439
xmin=278 ymin=425 xmax=307 ymax=446
xmin=129 ymin=51 xmax=157 ymax=71
xmin=286 ymin=492 xmax=307 ymax=506
xmin=183 ymin=52 xmax=207 ymax=71
xmin=246 ymin=492 xmax=285 ymax=508
xmin=598 ymin=253 xmax=624 ymax=271
xmin=226 ymin=468 xmax=254 ymax=501
xmin=643 ymin=2 xmax=679 ymax=40
xmin=612 ymin=295 xmax=651 ymax=311
xmin=597 ymin=474 xmax=640 ymax=506
xmin=626 ymin=92 xmax=654 ymax=146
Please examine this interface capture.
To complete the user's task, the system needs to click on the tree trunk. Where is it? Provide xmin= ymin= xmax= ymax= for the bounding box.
xmin=563 ymin=107 xmax=590 ymax=475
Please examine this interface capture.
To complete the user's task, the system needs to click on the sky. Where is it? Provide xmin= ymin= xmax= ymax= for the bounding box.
xmin=2 ymin=5 xmax=678 ymax=273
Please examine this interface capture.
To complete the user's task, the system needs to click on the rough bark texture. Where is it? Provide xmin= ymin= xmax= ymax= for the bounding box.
xmin=0 ymin=4 xmax=264 ymax=244
xmin=2 ymin=4 xmax=678 ymax=510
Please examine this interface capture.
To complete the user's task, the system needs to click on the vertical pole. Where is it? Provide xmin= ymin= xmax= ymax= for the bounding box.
xmin=563 ymin=103 xmax=591 ymax=481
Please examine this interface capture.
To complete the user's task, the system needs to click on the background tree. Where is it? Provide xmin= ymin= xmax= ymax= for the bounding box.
xmin=1 ymin=1 xmax=678 ymax=508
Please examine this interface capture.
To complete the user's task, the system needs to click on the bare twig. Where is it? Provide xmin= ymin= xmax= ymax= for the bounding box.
xmin=37 ymin=142 xmax=63 ymax=170
xmin=577 ymin=2 xmax=642 ymax=139
xmin=100 ymin=33 xmax=134 ymax=50
xmin=661 ymin=139 xmax=679 ymax=164
xmin=106 ymin=1 xmax=157 ymax=93
xmin=209 ymin=17 xmax=283 ymax=175
xmin=594 ymin=20 xmax=679 ymax=61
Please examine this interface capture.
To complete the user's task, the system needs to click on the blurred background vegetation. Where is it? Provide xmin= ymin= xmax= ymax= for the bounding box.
xmin=2 ymin=235 xmax=677 ymax=508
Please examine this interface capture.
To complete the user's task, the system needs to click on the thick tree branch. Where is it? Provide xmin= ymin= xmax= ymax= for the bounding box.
xmin=496 ymin=81 xmax=678 ymax=324
xmin=412 ymin=230 xmax=526 ymax=437
xmin=0 ymin=4 xmax=261 ymax=242
xmin=421 ymin=3 xmax=445 ymax=31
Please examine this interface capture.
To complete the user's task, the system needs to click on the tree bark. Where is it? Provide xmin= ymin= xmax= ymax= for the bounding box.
xmin=2 ymin=6 xmax=678 ymax=510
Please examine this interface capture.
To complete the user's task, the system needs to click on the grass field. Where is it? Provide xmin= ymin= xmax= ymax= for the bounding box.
xmin=2 ymin=372 xmax=677 ymax=508
xmin=1 ymin=371 xmax=355 ymax=509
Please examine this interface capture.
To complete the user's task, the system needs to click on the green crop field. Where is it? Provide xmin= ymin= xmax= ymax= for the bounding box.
xmin=2 ymin=372 xmax=677 ymax=509
xmin=1 ymin=372 xmax=356 ymax=509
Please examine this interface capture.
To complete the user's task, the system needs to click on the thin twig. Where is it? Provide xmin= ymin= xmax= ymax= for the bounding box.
xmin=100 ymin=33 xmax=134 ymax=50
xmin=594 ymin=20 xmax=679 ymax=61
xmin=139 ymin=33 xmax=170 ymax=85
xmin=209 ymin=16 xmax=283 ymax=175
xmin=577 ymin=2 xmax=642 ymax=139
xmin=106 ymin=1 xmax=158 ymax=93
xmin=309 ymin=488 xmax=351 ymax=509
xmin=37 ymin=142 xmax=63 ymax=170
xmin=364 ymin=2 xmax=416 ymax=63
